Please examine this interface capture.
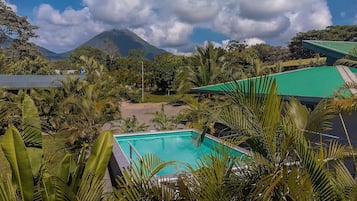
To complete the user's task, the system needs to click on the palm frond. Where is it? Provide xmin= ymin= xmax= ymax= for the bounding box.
xmin=322 ymin=140 xmax=349 ymax=163
xmin=41 ymin=173 xmax=77 ymax=201
xmin=181 ymin=148 xmax=241 ymax=201
xmin=0 ymin=175 xmax=17 ymax=201
xmin=21 ymin=94 xmax=42 ymax=147
xmin=114 ymin=154 xmax=177 ymax=201
xmin=295 ymin=139 xmax=340 ymax=200
xmin=77 ymin=173 xmax=104 ymax=201
xmin=306 ymin=99 xmax=336 ymax=134
xmin=222 ymin=77 xmax=283 ymax=160
xmin=332 ymin=160 xmax=356 ymax=199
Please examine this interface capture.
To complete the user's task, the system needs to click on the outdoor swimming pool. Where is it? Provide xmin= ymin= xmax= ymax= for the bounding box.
xmin=114 ymin=130 xmax=247 ymax=175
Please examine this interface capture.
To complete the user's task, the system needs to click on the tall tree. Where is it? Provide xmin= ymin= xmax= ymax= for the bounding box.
xmin=60 ymin=56 xmax=121 ymax=145
xmin=152 ymin=53 xmax=186 ymax=93
xmin=6 ymin=56 xmax=54 ymax=75
xmin=100 ymin=39 xmax=120 ymax=71
xmin=175 ymin=41 xmax=227 ymax=93
xmin=70 ymin=46 xmax=106 ymax=65
xmin=226 ymin=40 xmax=247 ymax=53
xmin=289 ymin=25 xmax=357 ymax=59
xmin=251 ymin=43 xmax=290 ymax=64
xmin=0 ymin=1 xmax=39 ymax=60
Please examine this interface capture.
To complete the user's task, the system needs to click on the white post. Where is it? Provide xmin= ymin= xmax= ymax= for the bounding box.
xmin=141 ymin=61 xmax=144 ymax=102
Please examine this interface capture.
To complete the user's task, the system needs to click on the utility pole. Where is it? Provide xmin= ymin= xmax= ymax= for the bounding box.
xmin=141 ymin=61 xmax=144 ymax=102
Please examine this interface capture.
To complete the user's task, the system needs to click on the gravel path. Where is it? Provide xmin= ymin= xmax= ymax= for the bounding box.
xmin=113 ymin=101 xmax=187 ymax=131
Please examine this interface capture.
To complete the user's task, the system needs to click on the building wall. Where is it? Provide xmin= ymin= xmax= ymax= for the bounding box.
xmin=327 ymin=112 xmax=357 ymax=145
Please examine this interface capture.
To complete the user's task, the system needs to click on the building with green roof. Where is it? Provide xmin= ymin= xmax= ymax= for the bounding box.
xmin=191 ymin=40 xmax=357 ymax=149
xmin=192 ymin=65 xmax=356 ymax=105
xmin=302 ymin=40 xmax=357 ymax=65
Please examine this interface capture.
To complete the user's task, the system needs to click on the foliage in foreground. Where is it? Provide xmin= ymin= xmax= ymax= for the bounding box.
xmin=0 ymin=95 xmax=114 ymax=201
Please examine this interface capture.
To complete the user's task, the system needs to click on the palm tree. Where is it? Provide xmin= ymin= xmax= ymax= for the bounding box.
xmin=149 ymin=104 xmax=177 ymax=131
xmin=177 ymin=147 xmax=241 ymax=200
xmin=209 ymin=77 xmax=355 ymax=200
xmin=333 ymin=82 xmax=357 ymax=113
xmin=0 ymin=95 xmax=42 ymax=201
xmin=42 ymin=130 xmax=114 ymax=201
xmin=175 ymin=41 xmax=227 ymax=93
xmin=119 ymin=115 xmax=148 ymax=133
xmin=30 ymin=88 xmax=65 ymax=134
xmin=114 ymin=154 xmax=177 ymax=200
xmin=333 ymin=82 xmax=357 ymax=174
xmin=0 ymin=95 xmax=114 ymax=200
xmin=61 ymin=83 xmax=120 ymax=145
xmin=0 ymin=89 xmax=26 ymax=129
xmin=112 ymin=77 xmax=357 ymax=200
xmin=179 ymin=98 xmax=217 ymax=132
xmin=58 ymin=56 xmax=121 ymax=145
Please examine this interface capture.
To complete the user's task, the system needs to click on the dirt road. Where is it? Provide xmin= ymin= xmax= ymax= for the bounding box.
xmin=118 ymin=101 xmax=187 ymax=130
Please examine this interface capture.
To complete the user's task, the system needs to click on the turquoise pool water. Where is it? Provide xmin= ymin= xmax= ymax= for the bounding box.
xmin=115 ymin=130 xmax=246 ymax=175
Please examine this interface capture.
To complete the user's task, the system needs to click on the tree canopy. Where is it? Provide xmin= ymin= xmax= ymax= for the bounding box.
xmin=0 ymin=1 xmax=39 ymax=60
xmin=289 ymin=25 xmax=357 ymax=59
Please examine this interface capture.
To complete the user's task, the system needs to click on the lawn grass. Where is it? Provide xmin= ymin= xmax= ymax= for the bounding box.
xmin=267 ymin=57 xmax=327 ymax=69
xmin=280 ymin=57 xmax=326 ymax=67
xmin=0 ymin=133 xmax=70 ymax=176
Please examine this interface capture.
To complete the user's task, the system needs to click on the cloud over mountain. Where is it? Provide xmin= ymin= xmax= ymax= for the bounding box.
xmin=31 ymin=0 xmax=333 ymax=53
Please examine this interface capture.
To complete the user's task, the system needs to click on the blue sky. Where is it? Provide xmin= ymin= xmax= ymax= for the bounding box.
xmin=5 ymin=0 xmax=357 ymax=53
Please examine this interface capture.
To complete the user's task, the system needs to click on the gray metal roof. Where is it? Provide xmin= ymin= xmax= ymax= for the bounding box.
xmin=0 ymin=75 xmax=85 ymax=89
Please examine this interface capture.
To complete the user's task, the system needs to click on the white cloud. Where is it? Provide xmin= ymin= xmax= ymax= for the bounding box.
xmin=238 ymin=0 xmax=321 ymax=20
xmin=83 ymin=0 xmax=153 ymax=27
xmin=132 ymin=19 xmax=193 ymax=47
xmin=277 ymin=0 xmax=332 ymax=43
xmin=28 ymin=0 xmax=334 ymax=53
xmin=211 ymin=0 xmax=331 ymax=46
xmin=162 ymin=0 xmax=221 ymax=23
xmin=32 ymin=4 xmax=108 ymax=52
xmin=36 ymin=4 xmax=89 ymax=25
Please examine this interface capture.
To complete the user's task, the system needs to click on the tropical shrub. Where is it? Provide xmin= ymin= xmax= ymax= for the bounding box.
xmin=150 ymin=104 xmax=177 ymax=131
xmin=118 ymin=115 xmax=148 ymax=133
xmin=0 ymin=95 xmax=114 ymax=200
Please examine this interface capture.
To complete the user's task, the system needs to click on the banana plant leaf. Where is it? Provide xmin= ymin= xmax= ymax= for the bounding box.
xmin=57 ymin=153 xmax=73 ymax=183
xmin=21 ymin=95 xmax=43 ymax=178
xmin=83 ymin=130 xmax=113 ymax=179
xmin=0 ymin=125 xmax=34 ymax=201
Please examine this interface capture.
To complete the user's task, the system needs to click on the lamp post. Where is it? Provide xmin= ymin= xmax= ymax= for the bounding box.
xmin=141 ymin=61 xmax=144 ymax=102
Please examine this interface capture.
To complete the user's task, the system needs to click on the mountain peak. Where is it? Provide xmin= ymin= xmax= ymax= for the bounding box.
xmin=81 ymin=29 xmax=166 ymax=59
xmin=39 ymin=29 xmax=167 ymax=60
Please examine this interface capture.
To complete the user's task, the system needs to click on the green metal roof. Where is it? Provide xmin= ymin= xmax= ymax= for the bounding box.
xmin=191 ymin=66 xmax=348 ymax=102
xmin=303 ymin=40 xmax=357 ymax=55
xmin=302 ymin=40 xmax=357 ymax=65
